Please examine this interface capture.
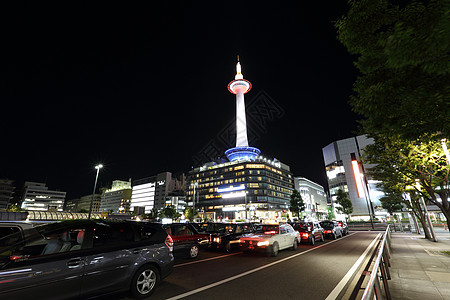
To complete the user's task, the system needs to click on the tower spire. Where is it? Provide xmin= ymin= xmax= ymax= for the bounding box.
xmin=235 ymin=56 xmax=243 ymax=80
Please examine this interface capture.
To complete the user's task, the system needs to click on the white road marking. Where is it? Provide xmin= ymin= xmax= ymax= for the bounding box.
xmin=324 ymin=233 xmax=381 ymax=300
xmin=174 ymin=252 xmax=241 ymax=268
xmin=166 ymin=232 xmax=359 ymax=300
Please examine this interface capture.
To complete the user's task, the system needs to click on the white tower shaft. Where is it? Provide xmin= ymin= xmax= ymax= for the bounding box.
xmin=236 ymin=91 xmax=249 ymax=147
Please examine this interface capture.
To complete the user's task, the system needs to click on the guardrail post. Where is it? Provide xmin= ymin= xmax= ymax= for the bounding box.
xmin=380 ymin=256 xmax=391 ymax=299
xmin=374 ymin=275 xmax=384 ymax=300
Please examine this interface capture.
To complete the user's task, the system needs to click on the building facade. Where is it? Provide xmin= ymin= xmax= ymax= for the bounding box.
xmin=76 ymin=194 xmax=101 ymax=212
xmin=130 ymin=172 xmax=185 ymax=213
xmin=0 ymin=179 xmax=15 ymax=210
xmin=64 ymin=198 xmax=78 ymax=212
xmin=322 ymin=135 xmax=384 ymax=219
xmin=294 ymin=177 xmax=328 ymax=220
xmin=186 ymin=157 xmax=294 ymax=221
xmin=21 ymin=182 xmax=66 ymax=212
xmin=99 ymin=180 xmax=132 ymax=213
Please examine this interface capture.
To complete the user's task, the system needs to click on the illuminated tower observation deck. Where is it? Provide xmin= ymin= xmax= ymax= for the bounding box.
xmin=225 ymin=59 xmax=261 ymax=162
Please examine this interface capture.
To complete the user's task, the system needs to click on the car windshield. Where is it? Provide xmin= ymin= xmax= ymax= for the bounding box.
xmin=293 ymin=223 xmax=311 ymax=230
xmin=206 ymin=223 xmax=236 ymax=234
xmin=254 ymin=225 xmax=279 ymax=234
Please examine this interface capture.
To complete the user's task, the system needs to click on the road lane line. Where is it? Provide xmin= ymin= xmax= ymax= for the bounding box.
xmin=166 ymin=232 xmax=359 ymax=300
xmin=174 ymin=252 xmax=241 ymax=267
xmin=324 ymin=233 xmax=381 ymax=300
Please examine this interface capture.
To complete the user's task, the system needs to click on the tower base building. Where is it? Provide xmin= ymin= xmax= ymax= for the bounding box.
xmin=187 ymin=157 xmax=293 ymax=221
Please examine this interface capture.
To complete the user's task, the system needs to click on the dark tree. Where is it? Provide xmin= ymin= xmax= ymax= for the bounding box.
xmin=335 ymin=189 xmax=353 ymax=222
xmin=160 ymin=205 xmax=181 ymax=220
xmin=290 ymin=189 xmax=305 ymax=218
xmin=336 ymin=0 xmax=450 ymax=139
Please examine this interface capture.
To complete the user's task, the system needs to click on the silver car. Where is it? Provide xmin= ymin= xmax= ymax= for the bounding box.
xmin=0 ymin=219 xmax=174 ymax=299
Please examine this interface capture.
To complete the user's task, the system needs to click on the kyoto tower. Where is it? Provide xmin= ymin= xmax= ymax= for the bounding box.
xmin=225 ymin=57 xmax=261 ymax=162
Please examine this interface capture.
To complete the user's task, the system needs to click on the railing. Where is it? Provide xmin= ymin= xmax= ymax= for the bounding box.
xmin=361 ymin=225 xmax=392 ymax=300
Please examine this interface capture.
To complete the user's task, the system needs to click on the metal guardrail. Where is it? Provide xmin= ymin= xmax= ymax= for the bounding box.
xmin=361 ymin=225 xmax=392 ymax=300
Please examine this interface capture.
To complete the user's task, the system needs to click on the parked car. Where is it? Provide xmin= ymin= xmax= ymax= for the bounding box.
xmin=206 ymin=223 xmax=255 ymax=252
xmin=319 ymin=220 xmax=343 ymax=239
xmin=239 ymin=223 xmax=298 ymax=256
xmin=0 ymin=222 xmax=35 ymax=242
xmin=291 ymin=221 xmax=324 ymax=245
xmin=336 ymin=220 xmax=349 ymax=236
xmin=163 ymin=223 xmax=209 ymax=258
xmin=0 ymin=219 xmax=174 ymax=299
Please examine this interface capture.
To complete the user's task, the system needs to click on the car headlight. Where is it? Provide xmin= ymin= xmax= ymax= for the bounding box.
xmin=257 ymin=240 xmax=270 ymax=247
xmin=213 ymin=237 xmax=221 ymax=243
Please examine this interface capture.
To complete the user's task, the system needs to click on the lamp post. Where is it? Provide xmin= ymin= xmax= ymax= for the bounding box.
xmin=88 ymin=164 xmax=103 ymax=219
xmin=192 ymin=182 xmax=198 ymax=214
xmin=245 ymin=191 xmax=248 ymax=220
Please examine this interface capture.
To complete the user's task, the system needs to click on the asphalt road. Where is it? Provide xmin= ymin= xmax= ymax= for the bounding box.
xmin=109 ymin=231 xmax=380 ymax=300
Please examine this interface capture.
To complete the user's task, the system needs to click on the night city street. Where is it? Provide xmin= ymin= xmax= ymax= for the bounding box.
xmin=1 ymin=1 xmax=449 ymax=299
xmin=107 ymin=232 xmax=379 ymax=300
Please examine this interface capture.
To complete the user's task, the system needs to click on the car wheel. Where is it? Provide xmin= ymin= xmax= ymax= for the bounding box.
xmin=130 ymin=264 xmax=159 ymax=299
xmin=310 ymin=236 xmax=315 ymax=245
xmin=188 ymin=244 xmax=199 ymax=259
xmin=292 ymin=239 xmax=298 ymax=250
xmin=333 ymin=233 xmax=337 ymax=240
xmin=224 ymin=242 xmax=231 ymax=253
xmin=271 ymin=242 xmax=279 ymax=257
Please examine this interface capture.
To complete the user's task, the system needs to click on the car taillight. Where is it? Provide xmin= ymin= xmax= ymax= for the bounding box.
xmin=165 ymin=234 xmax=174 ymax=252
xmin=301 ymin=233 xmax=309 ymax=238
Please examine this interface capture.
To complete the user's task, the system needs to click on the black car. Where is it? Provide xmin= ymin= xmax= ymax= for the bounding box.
xmin=0 ymin=219 xmax=174 ymax=299
xmin=163 ymin=223 xmax=210 ymax=258
xmin=206 ymin=223 xmax=255 ymax=252
xmin=319 ymin=220 xmax=343 ymax=240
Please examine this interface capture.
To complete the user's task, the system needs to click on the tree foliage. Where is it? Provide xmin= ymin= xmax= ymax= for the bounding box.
xmin=184 ymin=207 xmax=198 ymax=222
xmin=160 ymin=205 xmax=181 ymax=220
xmin=6 ymin=204 xmax=23 ymax=212
xmin=336 ymin=0 xmax=450 ymax=139
xmin=364 ymin=134 xmax=450 ymax=235
xmin=290 ymin=189 xmax=305 ymax=218
xmin=142 ymin=208 xmax=159 ymax=220
xmin=335 ymin=189 xmax=354 ymax=220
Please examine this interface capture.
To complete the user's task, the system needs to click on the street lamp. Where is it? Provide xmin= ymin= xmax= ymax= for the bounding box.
xmin=88 ymin=164 xmax=103 ymax=219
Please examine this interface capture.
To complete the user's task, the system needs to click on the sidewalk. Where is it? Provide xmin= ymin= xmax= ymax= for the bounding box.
xmin=389 ymin=228 xmax=450 ymax=300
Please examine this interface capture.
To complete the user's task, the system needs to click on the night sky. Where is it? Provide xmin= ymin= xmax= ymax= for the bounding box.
xmin=1 ymin=1 xmax=359 ymax=199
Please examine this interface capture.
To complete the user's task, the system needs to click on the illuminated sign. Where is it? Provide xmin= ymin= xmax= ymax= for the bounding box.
xmin=222 ymin=206 xmax=245 ymax=211
xmin=351 ymin=157 xmax=365 ymax=198
xmin=221 ymin=191 xmax=247 ymax=199
xmin=217 ymin=185 xmax=246 ymax=193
